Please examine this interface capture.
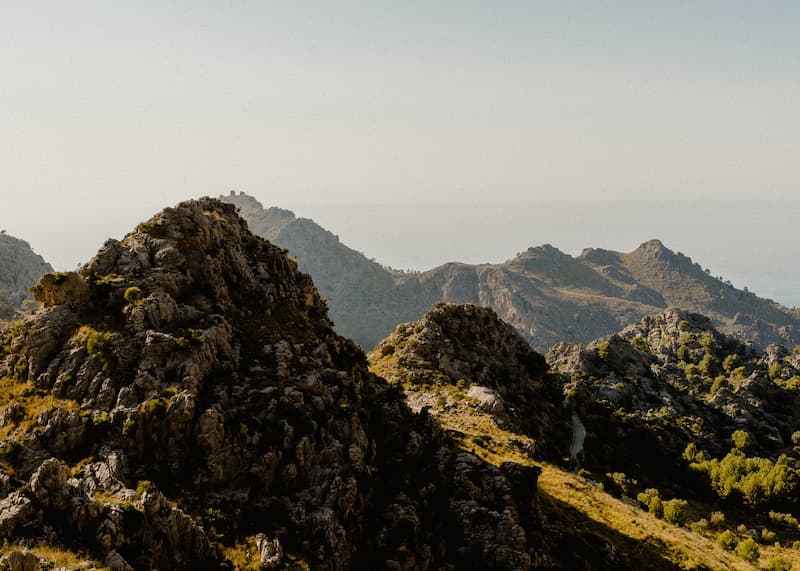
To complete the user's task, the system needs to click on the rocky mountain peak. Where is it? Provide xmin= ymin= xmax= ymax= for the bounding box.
xmin=219 ymin=192 xmax=297 ymax=239
xmin=0 ymin=198 xmax=380 ymax=568
xmin=0 ymin=232 xmax=53 ymax=319
xmin=515 ymin=243 xmax=569 ymax=263
xmin=370 ymin=303 xmax=566 ymax=459
xmin=628 ymin=238 xmax=687 ymax=266
xmin=0 ymin=200 xmax=567 ymax=570
xmin=373 ymin=302 xmax=548 ymax=387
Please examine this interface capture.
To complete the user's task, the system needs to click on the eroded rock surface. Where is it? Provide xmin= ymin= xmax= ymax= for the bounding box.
xmin=0 ymin=199 xmax=558 ymax=570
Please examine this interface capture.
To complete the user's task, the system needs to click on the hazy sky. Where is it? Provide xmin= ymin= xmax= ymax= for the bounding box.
xmin=1 ymin=2 xmax=798 ymax=300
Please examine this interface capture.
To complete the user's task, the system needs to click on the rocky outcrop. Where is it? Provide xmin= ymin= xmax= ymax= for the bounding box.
xmin=223 ymin=193 xmax=800 ymax=352
xmin=547 ymin=308 xmax=800 ymax=493
xmin=0 ymin=199 xmax=563 ymax=570
xmin=370 ymin=303 xmax=569 ymax=459
xmin=0 ymin=232 xmax=52 ymax=320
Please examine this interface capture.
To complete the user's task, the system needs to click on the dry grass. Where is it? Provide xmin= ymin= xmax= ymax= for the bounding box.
xmin=537 ymin=465 xmax=757 ymax=570
xmin=0 ymin=544 xmax=108 ymax=570
xmin=389 ymin=381 xmax=800 ymax=570
xmin=0 ymin=377 xmax=78 ymax=442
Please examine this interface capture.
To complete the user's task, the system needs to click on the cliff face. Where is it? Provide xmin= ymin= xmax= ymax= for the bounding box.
xmin=222 ymin=194 xmax=800 ymax=352
xmin=0 ymin=232 xmax=53 ymax=319
xmin=0 ymin=199 xmax=556 ymax=571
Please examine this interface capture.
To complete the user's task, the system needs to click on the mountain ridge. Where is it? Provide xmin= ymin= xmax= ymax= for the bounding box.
xmin=0 ymin=232 xmax=53 ymax=320
xmin=221 ymin=193 xmax=800 ymax=352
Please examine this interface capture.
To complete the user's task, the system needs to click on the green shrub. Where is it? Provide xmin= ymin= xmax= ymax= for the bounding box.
xmin=769 ymin=510 xmax=800 ymax=530
xmin=631 ymin=335 xmax=650 ymax=353
xmin=136 ymin=480 xmax=155 ymax=496
xmin=636 ymin=490 xmax=651 ymax=506
xmin=637 ymin=488 xmax=661 ymax=514
xmin=597 ymin=341 xmax=611 ymax=360
xmin=648 ymin=496 xmax=663 ymax=518
xmin=684 ymin=364 xmax=700 ymax=381
xmin=688 ymin=446 xmax=799 ymax=508
xmin=699 ymin=332 xmax=716 ymax=351
xmin=716 ymin=529 xmax=737 ymax=551
xmin=662 ymin=499 xmax=688 ymax=526
xmin=143 ymin=398 xmax=167 ymax=415
xmin=734 ymin=538 xmax=759 ymax=562
xmin=605 ymin=472 xmax=637 ymax=497
xmin=722 ymin=354 xmax=739 ymax=372
xmin=86 ymin=330 xmax=112 ymax=356
xmin=731 ymin=430 xmax=750 ymax=450
xmin=698 ymin=353 xmax=718 ymax=377
xmin=761 ymin=527 xmax=776 ymax=544
xmin=0 ymin=440 xmax=19 ymax=456
xmin=52 ymin=272 xmax=71 ymax=285
xmin=709 ymin=511 xmax=725 ymax=528
xmin=709 ymin=376 xmax=729 ymax=395
xmin=124 ymin=287 xmax=143 ymax=304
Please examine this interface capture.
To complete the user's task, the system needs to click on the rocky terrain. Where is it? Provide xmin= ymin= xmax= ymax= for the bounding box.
xmin=371 ymin=304 xmax=800 ymax=569
xmin=1 ymin=197 xmax=797 ymax=569
xmin=369 ymin=303 xmax=570 ymax=462
xmin=222 ymin=192 xmax=800 ymax=352
xmin=547 ymin=307 xmax=800 ymax=483
xmin=0 ymin=232 xmax=52 ymax=320
xmin=0 ymin=198 xmax=633 ymax=571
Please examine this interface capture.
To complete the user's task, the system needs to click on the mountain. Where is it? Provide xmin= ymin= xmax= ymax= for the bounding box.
xmin=0 ymin=198 xmax=628 ymax=570
xmin=0 ymin=232 xmax=53 ymax=320
xmin=370 ymin=303 xmax=800 ymax=569
xmin=221 ymin=193 xmax=800 ymax=352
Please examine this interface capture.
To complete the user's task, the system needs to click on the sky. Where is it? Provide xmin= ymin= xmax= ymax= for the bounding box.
xmin=1 ymin=2 xmax=798 ymax=302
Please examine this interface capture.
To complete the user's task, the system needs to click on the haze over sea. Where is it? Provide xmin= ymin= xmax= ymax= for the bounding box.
xmin=9 ymin=198 xmax=798 ymax=310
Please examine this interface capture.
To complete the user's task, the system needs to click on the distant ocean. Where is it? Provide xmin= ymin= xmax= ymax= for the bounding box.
xmin=15 ymin=200 xmax=799 ymax=309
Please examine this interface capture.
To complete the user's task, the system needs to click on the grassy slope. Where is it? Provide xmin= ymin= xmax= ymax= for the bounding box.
xmin=372 ymin=363 xmax=800 ymax=570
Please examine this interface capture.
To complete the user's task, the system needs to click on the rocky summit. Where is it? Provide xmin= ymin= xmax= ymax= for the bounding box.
xmin=0 ymin=232 xmax=52 ymax=320
xmin=0 ymin=199 xmax=572 ymax=571
xmin=369 ymin=303 xmax=569 ymax=462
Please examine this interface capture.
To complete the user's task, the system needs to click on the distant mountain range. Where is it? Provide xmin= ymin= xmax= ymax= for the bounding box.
xmin=222 ymin=192 xmax=800 ymax=351
xmin=0 ymin=231 xmax=53 ymax=319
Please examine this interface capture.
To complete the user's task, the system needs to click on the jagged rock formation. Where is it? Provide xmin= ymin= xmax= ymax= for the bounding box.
xmin=222 ymin=193 xmax=800 ymax=352
xmin=368 ymin=304 xmax=730 ymax=569
xmin=547 ymin=308 xmax=800 ymax=507
xmin=369 ymin=303 xmax=569 ymax=460
xmin=371 ymin=304 xmax=800 ymax=567
xmin=0 ymin=233 xmax=52 ymax=320
xmin=0 ymin=199 xmax=567 ymax=570
xmin=221 ymin=192 xmax=398 ymax=351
